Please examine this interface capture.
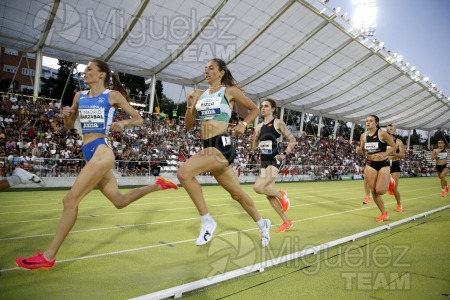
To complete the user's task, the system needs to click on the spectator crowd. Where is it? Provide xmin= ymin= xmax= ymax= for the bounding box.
xmin=0 ymin=93 xmax=434 ymax=180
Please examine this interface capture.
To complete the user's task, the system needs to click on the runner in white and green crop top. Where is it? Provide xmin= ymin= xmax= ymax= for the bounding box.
xmin=195 ymin=86 xmax=232 ymax=123
xmin=178 ymin=58 xmax=272 ymax=248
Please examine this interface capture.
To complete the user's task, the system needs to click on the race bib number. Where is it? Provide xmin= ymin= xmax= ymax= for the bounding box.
xmin=197 ymin=97 xmax=221 ymax=120
xmin=365 ymin=142 xmax=379 ymax=153
xmin=437 ymin=152 xmax=448 ymax=160
xmin=259 ymin=140 xmax=273 ymax=155
xmin=79 ymin=108 xmax=105 ymax=130
xmin=221 ymin=135 xmax=231 ymax=146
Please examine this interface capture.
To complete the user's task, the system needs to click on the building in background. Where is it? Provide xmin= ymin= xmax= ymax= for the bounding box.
xmin=0 ymin=47 xmax=36 ymax=93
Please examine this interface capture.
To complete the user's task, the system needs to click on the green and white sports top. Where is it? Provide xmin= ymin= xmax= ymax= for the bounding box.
xmin=195 ymin=86 xmax=232 ymax=123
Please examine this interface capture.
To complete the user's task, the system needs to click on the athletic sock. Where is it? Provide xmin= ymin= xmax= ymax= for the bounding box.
xmin=256 ymin=218 xmax=266 ymax=230
xmin=201 ymin=213 xmax=213 ymax=224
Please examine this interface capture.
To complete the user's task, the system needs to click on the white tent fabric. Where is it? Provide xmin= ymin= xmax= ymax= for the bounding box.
xmin=1 ymin=0 xmax=449 ymax=130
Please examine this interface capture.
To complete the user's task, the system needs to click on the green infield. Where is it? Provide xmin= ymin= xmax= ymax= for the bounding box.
xmin=0 ymin=177 xmax=449 ymax=300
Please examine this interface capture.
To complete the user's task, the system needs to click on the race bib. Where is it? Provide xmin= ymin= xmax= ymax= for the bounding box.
xmin=365 ymin=142 xmax=379 ymax=153
xmin=437 ymin=152 xmax=448 ymax=160
xmin=259 ymin=140 xmax=273 ymax=155
xmin=196 ymin=97 xmax=221 ymax=120
xmin=79 ymin=108 xmax=105 ymax=130
xmin=221 ymin=135 xmax=231 ymax=146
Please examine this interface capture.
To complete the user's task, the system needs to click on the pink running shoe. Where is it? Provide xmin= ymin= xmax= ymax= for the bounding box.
xmin=155 ymin=177 xmax=178 ymax=190
xmin=396 ymin=204 xmax=403 ymax=212
xmin=278 ymin=190 xmax=290 ymax=212
xmin=375 ymin=212 xmax=389 ymax=222
xmin=16 ymin=250 xmax=55 ymax=270
xmin=446 ymin=184 xmax=449 ymax=193
xmin=276 ymin=220 xmax=293 ymax=233
xmin=388 ymin=175 xmax=396 ymax=195
xmin=363 ymin=196 xmax=371 ymax=204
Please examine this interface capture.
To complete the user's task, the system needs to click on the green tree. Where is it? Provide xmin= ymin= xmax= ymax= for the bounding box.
xmin=353 ymin=124 xmax=365 ymax=143
xmin=0 ymin=79 xmax=17 ymax=92
xmin=118 ymin=73 xmax=146 ymax=102
xmin=40 ymin=60 xmax=77 ymax=106
xmin=58 ymin=60 xmax=78 ymax=106
xmin=39 ymin=76 xmax=58 ymax=99
xmin=429 ymin=129 xmax=450 ymax=146
xmin=409 ymin=129 xmax=423 ymax=145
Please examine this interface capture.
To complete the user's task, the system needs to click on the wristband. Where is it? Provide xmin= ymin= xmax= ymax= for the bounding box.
xmin=241 ymin=121 xmax=248 ymax=126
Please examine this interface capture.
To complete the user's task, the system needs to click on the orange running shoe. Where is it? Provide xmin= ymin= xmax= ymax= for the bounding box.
xmin=441 ymin=190 xmax=446 ymax=197
xmin=155 ymin=177 xmax=178 ymax=190
xmin=363 ymin=196 xmax=371 ymax=204
xmin=446 ymin=184 xmax=449 ymax=193
xmin=388 ymin=175 xmax=396 ymax=195
xmin=276 ymin=220 xmax=293 ymax=233
xmin=278 ymin=190 xmax=290 ymax=212
xmin=16 ymin=250 xmax=55 ymax=270
xmin=396 ymin=204 xmax=403 ymax=212
xmin=375 ymin=212 xmax=389 ymax=222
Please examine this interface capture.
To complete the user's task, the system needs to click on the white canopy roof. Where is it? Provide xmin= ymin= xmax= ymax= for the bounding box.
xmin=1 ymin=0 xmax=449 ymax=130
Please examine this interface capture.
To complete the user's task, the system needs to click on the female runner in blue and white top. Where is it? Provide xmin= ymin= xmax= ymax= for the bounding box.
xmin=356 ymin=115 xmax=397 ymax=222
xmin=177 ymin=58 xmax=271 ymax=247
xmin=16 ymin=59 xmax=177 ymax=270
xmin=431 ymin=139 xmax=449 ymax=197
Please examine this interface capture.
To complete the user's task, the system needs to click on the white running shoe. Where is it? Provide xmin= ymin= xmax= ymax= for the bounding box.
xmin=195 ymin=219 xmax=217 ymax=246
xmin=12 ymin=168 xmax=45 ymax=187
xmin=260 ymin=219 xmax=271 ymax=247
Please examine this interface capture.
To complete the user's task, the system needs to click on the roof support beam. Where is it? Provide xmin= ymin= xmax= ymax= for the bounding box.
xmin=281 ymin=52 xmax=373 ymax=106
xmin=239 ymin=19 xmax=330 ymax=87
xmin=421 ymin=111 xmax=450 ymax=129
xmin=32 ymin=0 xmax=60 ymax=51
xmin=348 ymin=84 xmax=421 ymax=119
xmin=152 ymin=0 xmax=229 ymax=74
xmin=193 ymin=0 xmax=297 ymax=84
xmin=258 ymin=38 xmax=353 ymax=98
xmin=334 ymin=78 xmax=413 ymax=118
xmin=101 ymin=0 xmax=150 ymax=62
xmin=386 ymin=100 xmax=439 ymax=129
xmin=300 ymin=60 xmax=394 ymax=111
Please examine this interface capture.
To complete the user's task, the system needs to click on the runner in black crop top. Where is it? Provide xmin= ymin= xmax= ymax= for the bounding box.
xmin=431 ymin=139 xmax=449 ymax=196
xmin=355 ymin=115 xmax=397 ymax=223
xmin=251 ymin=99 xmax=296 ymax=233
xmin=386 ymin=124 xmax=405 ymax=212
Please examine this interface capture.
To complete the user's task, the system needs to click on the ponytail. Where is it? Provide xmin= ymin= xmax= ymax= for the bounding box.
xmin=89 ymin=59 xmax=130 ymax=102
xmin=111 ymin=73 xmax=131 ymax=102
xmin=211 ymin=58 xmax=237 ymax=87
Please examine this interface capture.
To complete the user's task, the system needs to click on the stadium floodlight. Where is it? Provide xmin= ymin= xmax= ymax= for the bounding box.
xmin=352 ymin=0 xmax=377 ymax=36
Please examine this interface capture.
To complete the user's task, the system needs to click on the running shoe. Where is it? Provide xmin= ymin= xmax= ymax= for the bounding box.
xmin=278 ymin=190 xmax=290 ymax=212
xmin=446 ymin=184 xmax=449 ymax=193
xmin=441 ymin=190 xmax=446 ymax=197
xmin=276 ymin=220 xmax=293 ymax=233
xmin=195 ymin=219 xmax=217 ymax=246
xmin=155 ymin=177 xmax=178 ymax=190
xmin=363 ymin=196 xmax=371 ymax=204
xmin=16 ymin=250 xmax=55 ymax=270
xmin=375 ymin=212 xmax=389 ymax=222
xmin=396 ymin=204 xmax=403 ymax=212
xmin=260 ymin=219 xmax=271 ymax=247
xmin=388 ymin=175 xmax=396 ymax=195
xmin=12 ymin=168 xmax=45 ymax=187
